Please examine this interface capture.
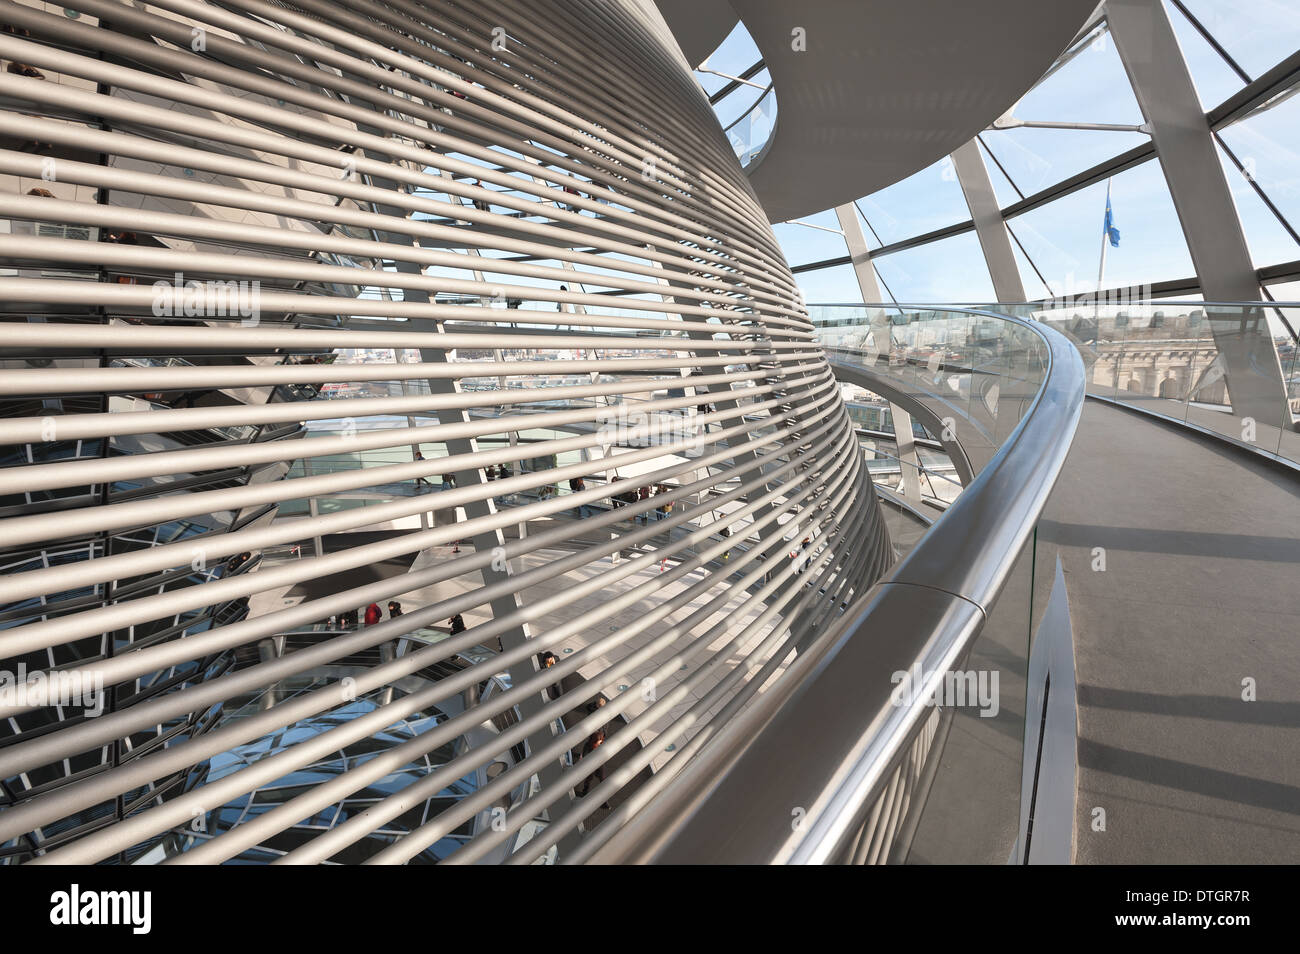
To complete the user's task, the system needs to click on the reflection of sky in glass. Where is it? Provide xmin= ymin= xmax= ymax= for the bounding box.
xmin=772 ymin=209 xmax=847 ymax=263
xmin=1179 ymin=0 xmax=1300 ymax=81
xmin=1219 ymin=92 xmax=1300 ymax=263
xmin=1217 ymin=139 xmax=1300 ymax=269
xmin=857 ymin=158 xmax=969 ymax=246
xmin=1164 ymin=0 xmax=1248 ymax=109
xmin=1014 ymin=28 xmax=1143 ymax=125
xmin=981 ymin=128 xmax=1149 ymax=197
xmin=981 ymin=139 xmax=1024 ymax=209
xmin=871 ymin=231 xmax=998 ymax=303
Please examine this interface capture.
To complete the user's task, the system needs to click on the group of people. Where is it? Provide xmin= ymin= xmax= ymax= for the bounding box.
xmin=564 ymin=477 xmax=677 ymax=523
xmin=336 ymin=600 xmax=403 ymax=629
xmin=535 ymin=651 xmax=611 ymax=805
xmin=409 ymin=452 xmax=516 ymax=495
xmin=331 ymin=603 xmax=483 ymax=636
xmin=222 ymin=551 xmax=254 ymax=575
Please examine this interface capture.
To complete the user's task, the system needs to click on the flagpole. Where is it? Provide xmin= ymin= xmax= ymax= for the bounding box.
xmin=1095 ymin=177 xmax=1112 ymax=320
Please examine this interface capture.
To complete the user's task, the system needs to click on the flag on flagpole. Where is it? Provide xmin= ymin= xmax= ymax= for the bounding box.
xmin=1103 ymin=184 xmax=1121 ymax=248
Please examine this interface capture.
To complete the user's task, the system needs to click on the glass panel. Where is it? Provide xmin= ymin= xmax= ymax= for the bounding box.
xmin=697 ymin=20 xmax=760 ymax=77
xmin=725 ymin=86 xmax=776 ymax=167
xmin=855 ymin=157 xmax=973 ymax=246
xmin=1006 ymin=158 xmax=1195 ymax=298
xmin=980 ymin=127 xmax=1150 ymax=197
xmin=1218 ymin=91 xmax=1300 ymax=250
xmin=1163 ymin=0 xmax=1248 ymax=109
xmin=1179 ymin=0 xmax=1300 ymax=81
xmin=978 ymin=138 xmax=1025 ymax=209
xmin=1014 ymin=26 xmax=1144 ymax=126
xmin=808 ymin=304 xmax=1052 ymax=461
xmin=871 ymin=231 xmax=996 ymax=303
xmin=1006 ymin=222 xmax=1055 ymax=300
xmin=1267 ymin=304 xmax=1300 ymax=459
xmin=775 ymin=209 xmax=850 ymax=267
xmin=714 ymin=69 xmax=771 ymax=128
xmin=1215 ymin=139 xmax=1300 ymax=268
xmin=850 ymin=202 xmax=886 ymax=251
xmin=795 ymin=262 xmax=864 ymax=306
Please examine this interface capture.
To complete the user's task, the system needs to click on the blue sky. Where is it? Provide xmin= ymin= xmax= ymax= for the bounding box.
xmin=701 ymin=0 xmax=1300 ymax=304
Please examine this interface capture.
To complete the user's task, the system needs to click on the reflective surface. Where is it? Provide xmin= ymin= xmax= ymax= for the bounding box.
xmin=1000 ymin=301 xmax=1300 ymax=464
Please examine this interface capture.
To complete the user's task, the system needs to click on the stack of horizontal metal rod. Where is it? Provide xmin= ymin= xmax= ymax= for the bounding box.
xmin=0 ymin=0 xmax=891 ymax=864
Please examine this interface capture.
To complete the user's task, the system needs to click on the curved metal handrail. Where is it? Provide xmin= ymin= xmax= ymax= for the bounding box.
xmin=588 ymin=307 xmax=1085 ymax=863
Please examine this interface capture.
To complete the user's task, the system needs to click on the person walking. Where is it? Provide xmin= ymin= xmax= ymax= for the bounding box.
xmin=655 ymin=485 xmax=673 ymax=522
xmin=569 ymin=475 xmax=590 ymax=518
xmin=364 ymin=602 xmax=382 ymax=626
xmin=586 ymin=695 xmax=609 ymax=730
xmin=387 ymin=601 xmax=403 ymax=618
xmin=576 ymin=728 xmax=608 ymax=805
xmin=449 ymin=613 xmax=466 ymax=635
xmin=609 ymin=476 xmax=634 ymax=515
xmin=539 ymin=651 xmax=562 ymax=701
xmin=413 ymin=450 xmax=430 ymax=487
